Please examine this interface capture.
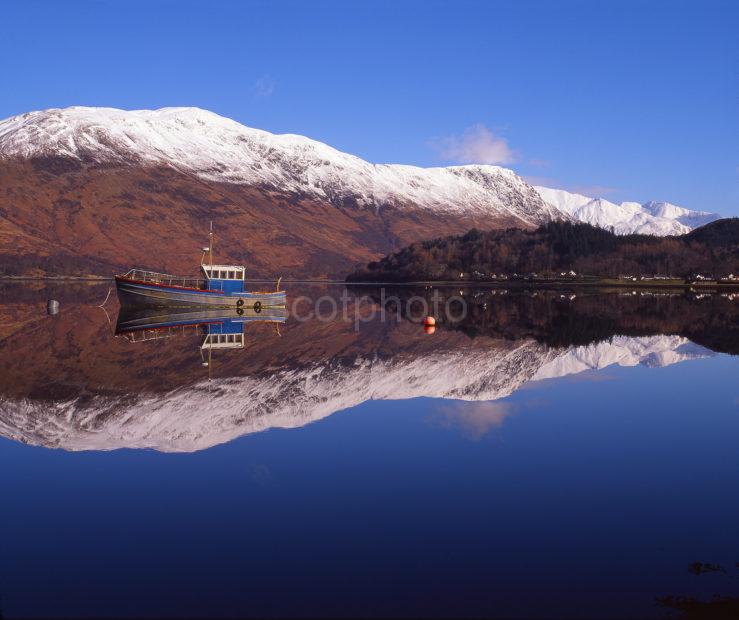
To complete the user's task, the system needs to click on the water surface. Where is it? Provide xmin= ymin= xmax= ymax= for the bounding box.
xmin=1 ymin=283 xmax=737 ymax=618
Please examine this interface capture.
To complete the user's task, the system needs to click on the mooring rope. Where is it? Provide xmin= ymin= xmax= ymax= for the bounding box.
xmin=97 ymin=286 xmax=113 ymax=308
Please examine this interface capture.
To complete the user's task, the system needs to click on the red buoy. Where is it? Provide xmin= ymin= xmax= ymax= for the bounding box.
xmin=423 ymin=316 xmax=436 ymax=326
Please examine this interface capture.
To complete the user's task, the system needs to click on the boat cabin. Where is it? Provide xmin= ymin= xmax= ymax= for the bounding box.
xmin=201 ymin=264 xmax=246 ymax=294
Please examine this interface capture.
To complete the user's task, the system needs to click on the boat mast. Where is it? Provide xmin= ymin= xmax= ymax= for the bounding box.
xmin=209 ymin=221 xmax=214 ymax=271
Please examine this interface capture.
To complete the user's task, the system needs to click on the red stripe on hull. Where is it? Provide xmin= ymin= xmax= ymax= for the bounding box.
xmin=114 ymin=276 xmax=226 ymax=295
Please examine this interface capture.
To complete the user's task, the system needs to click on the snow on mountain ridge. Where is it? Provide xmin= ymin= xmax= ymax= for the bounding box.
xmin=0 ymin=106 xmax=561 ymax=225
xmin=534 ymin=186 xmax=720 ymax=236
xmin=0 ymin=106 xmax=718 ymax=236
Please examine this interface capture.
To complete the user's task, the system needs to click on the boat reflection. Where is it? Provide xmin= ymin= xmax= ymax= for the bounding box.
xmin=116 ymin=306 xmax=286 ymax=344
xmin=115 ymin=306 xmax=287 ymax=370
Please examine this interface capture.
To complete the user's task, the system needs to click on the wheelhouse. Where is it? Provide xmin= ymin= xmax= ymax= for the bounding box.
xmin=201 ymin=331 xmax=245 ymax=350
xmin=201 ymin=264 xmax=246 ymax=294
xmin=201 ymin=318 xmax=245 ymax=350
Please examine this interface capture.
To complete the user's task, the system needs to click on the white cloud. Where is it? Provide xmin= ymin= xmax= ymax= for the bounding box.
xmin=253 ymin=76 xmax=276 ymax=99
xmin=431 ymin=124 xmax=517 ymax=165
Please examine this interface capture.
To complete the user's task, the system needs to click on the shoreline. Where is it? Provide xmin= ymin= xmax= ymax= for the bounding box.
xmin=2 ymin=276 xmax=737 ymax=291
xmin=345 ymin=279 xmax=739 ymax=290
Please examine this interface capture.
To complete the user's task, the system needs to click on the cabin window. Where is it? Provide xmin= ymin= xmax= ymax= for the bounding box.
xmin=205 ymin=268 xmax=245 ymax=280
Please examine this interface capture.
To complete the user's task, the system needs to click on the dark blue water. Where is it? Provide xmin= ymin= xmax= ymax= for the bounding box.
xmin=0 ymin=284 xmax=737 ymax=618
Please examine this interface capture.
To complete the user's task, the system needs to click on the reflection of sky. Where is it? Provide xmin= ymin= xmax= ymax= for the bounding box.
xmin=1 ymin=353 xmax=737 ymax=618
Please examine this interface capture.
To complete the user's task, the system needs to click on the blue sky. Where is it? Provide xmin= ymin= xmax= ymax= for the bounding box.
xmin=2 ymin=0 xmax=737 ymax=214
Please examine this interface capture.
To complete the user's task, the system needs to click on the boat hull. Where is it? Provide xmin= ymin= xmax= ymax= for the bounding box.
xmin=115 ymin=276 xmax=286 ymax=308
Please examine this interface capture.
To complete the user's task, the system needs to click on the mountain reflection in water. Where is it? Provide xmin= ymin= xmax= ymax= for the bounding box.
xmin=0 ymin=283 xmax=735 ymax=452
xmin=1 ymin=281 xmax=738 ymax=620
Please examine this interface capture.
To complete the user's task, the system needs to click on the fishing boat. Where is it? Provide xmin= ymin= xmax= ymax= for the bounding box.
xmin=115 ymin=225 xmax=286 ymax=309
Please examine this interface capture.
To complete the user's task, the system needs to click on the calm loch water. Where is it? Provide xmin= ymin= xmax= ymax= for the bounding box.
xmin=0 ymin=283 xmax=737 ymax=619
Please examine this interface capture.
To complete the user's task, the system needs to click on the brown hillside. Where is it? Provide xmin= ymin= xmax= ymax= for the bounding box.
xmin=0 ymin=157 xmax=527 ymax=279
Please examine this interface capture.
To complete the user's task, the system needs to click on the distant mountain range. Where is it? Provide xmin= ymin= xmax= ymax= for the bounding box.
xmin=535 ymin=186 xmax=719 ymax=236
xmin=0 ymin=107 xmax=722 ymax=277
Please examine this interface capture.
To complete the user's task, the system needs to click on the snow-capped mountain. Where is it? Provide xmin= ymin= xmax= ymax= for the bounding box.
xmin=0 ymin=106 xmax=561 ymax=225
xmin=0 ymin=106 xmax=573 ymax=277
xmin=534 ymin=186 xmax=719 ymax=236
xmin=0 ymin=335 xmax=711 ymax=453
xmin=0 ymin=106 xmax=720 ymax=278
xmin=1 ymin=106 xmax=716 ymax=236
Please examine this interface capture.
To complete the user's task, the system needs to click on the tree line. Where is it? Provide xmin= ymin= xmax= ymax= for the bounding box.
xmin=347 ymin=219 xmax=739 ymax=282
